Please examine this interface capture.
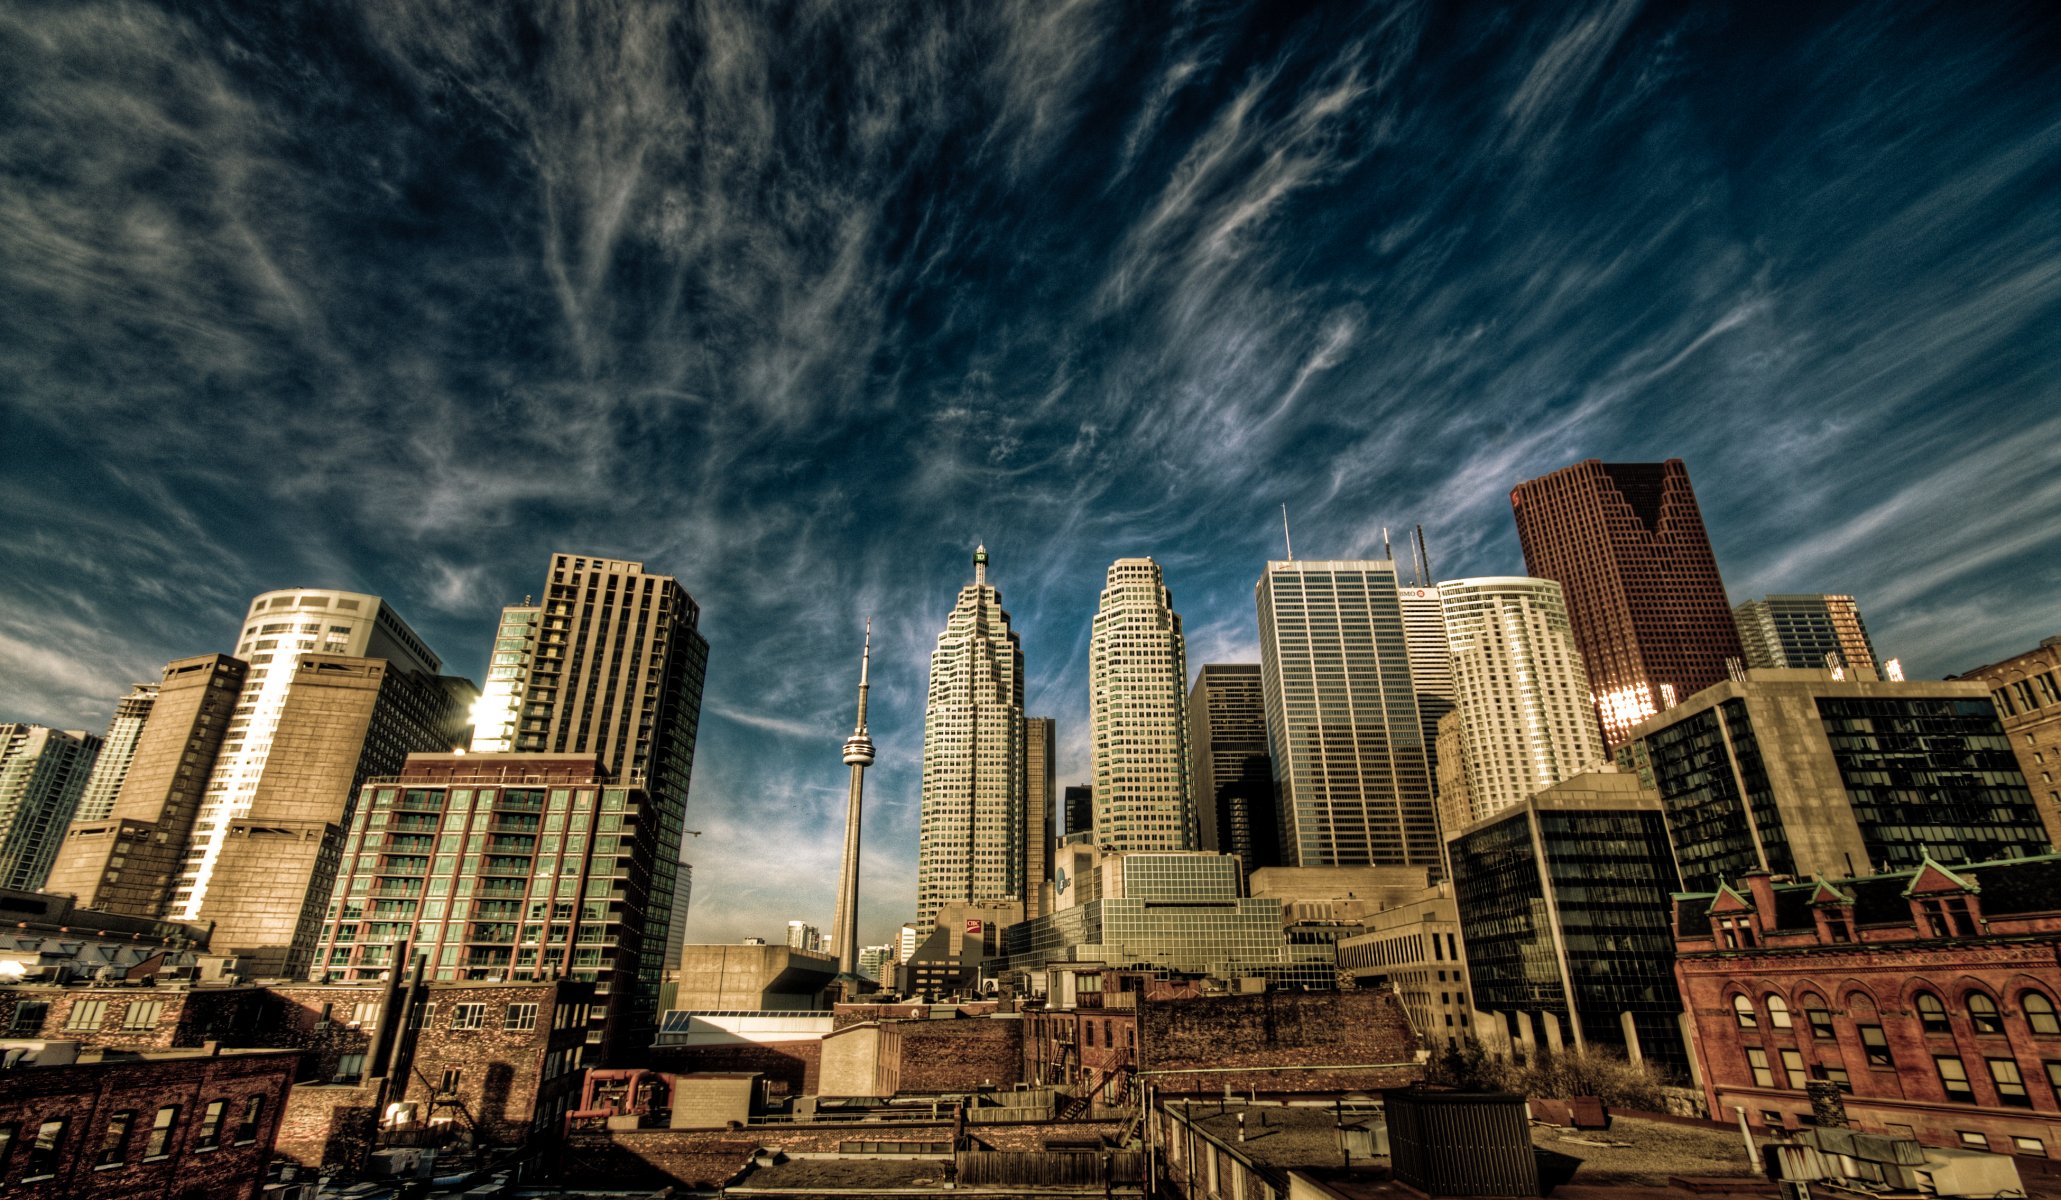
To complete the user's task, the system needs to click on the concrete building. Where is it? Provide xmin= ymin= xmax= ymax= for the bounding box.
xmin=1626 ymin=669 xmax=2050 ymax=894
xmin=45 ymin=655 xmax=245 ymax=917
xmin=1244 ymin=865 xmax=1436 ymax=927
xmin=1255 ymin=559 xmax=1436 ymax=871
xmin=72 ymin=683 xmax=156 ymax=824
xmin=1024 ymin=716 xmax=1056 ymax=919
xmin=1734 ymin=593 xmax=1880 ymax=674
xmin=1437 ymin=577 xmax=1606 ymax=830
xmin=1335 ymin=884 xmax=1477 ymax=1052
xmin=0 ymin=726 xmax=100 ymax=892
xmin=1089 ymin=558 xmax=1195 ymax=853
xmin=467 ymin=602 xmax=540 ymax=752
xmin=1063 ymin=784 xmax=1092 ymax=838
xmin=671 ymin=944 xmax=838 ymax=1012
xmin=1672 ymin=854 xmax=2061 ymax=1155
xmin=314 ymin=753 xmax=656 ymax=1058
xmin=501 ymin=553 xmax=710 ymax=1008
xmin=916 ymin=546 xmax=1027 ymax=936
xmin=1186 ymin=664 xmax=1277 ymax=876
xmin=1448 ymin=769 xmax=1689 ymax=1073
xmin=1951 ymin=633 xmax=2061 ymax=847
xmin=1511 ymin=458 xmax=1743 ymax=748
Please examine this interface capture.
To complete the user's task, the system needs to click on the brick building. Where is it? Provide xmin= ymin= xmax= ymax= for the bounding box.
xmin=0 ymin=1040 xmax=296 ymax=1200
xmin=1673 ymin=854 xmax=2061 ymax=1158
xmin=1952 ymin=633 xmax=2061 ymax=847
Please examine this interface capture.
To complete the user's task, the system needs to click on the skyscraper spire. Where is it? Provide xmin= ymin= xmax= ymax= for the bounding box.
xmin=832 ymin=619 xmax=875 ymax=979
xmin=974 ymin=544 xmax=989 ymax=585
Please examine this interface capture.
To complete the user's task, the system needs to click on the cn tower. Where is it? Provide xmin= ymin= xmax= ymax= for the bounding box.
xmin=830 ymin=619 xmax=875 ymax=978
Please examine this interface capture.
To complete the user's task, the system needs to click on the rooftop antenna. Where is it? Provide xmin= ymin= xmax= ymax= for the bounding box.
xmin=1281 ymin=505 xmax=1294 ymax=561
xmin=1382 ymin=526 xmax=1393 ymax=562
xmin=1415 ymin=524 xmax=1433 ymax=586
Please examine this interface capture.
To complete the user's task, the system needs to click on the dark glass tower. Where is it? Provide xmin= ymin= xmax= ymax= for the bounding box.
xmin=1187 ymin=664 xmax=1279 ymax=875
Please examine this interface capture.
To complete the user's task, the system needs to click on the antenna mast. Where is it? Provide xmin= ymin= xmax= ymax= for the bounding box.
xmin=1281 ymin=505 xmax=1294 ymax=561
xmin=1414 ymin=525 xmax=1433 ymax=586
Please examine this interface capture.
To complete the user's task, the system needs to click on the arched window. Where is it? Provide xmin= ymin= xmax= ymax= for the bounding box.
xmin=1915 ymin=992 xmax=1951 ymax=1035
xmin=1733 ymin=994 xmax=1758 ymax=1029
xmin=1967 ymin=992 xmax=2003 ymax=1035
xmin=1766 ymin=995 xmax=1793 ymax=1030
xmin=1799 ymin=994 xmax=1835 ymax=1040
xmin=2025 ymin=991 xmax=2061 ymax=1037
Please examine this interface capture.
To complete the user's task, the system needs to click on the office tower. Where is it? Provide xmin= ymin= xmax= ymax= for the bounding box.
xmin=1734 ymin=594 xmax=1880 ymax=674
xmin=74 ymin=683 xmax=157 ymax=823
xmin=0 ymin=725 xmax=101 ymax=891
xmin=505 ymin=553 xmax=709 ymax=1027
xmin=1255 ymin=559 xmax=1437 ymax=870
xmin=1511 ymin=459 xmax=1743 ymax=748
xmin=1187 ymin=664 xmax=1278 ymax=875
xmin=1398 ymin=583 xmax=1456 ymax=798
xmin=915 ymin=546 xmax=1027 ymax=936
xmin=1951 ymin=633 xmax=2061 ymax=846
xmin=898 ymin=923 xmax=920 ymax=964
xmin=1626 ymin=669 xmax=2048 ymax=893
xmin=786 ymin=920 xmax=823 ymax=952
xmin=315 ymin=753 xmax=653 ymax=1061
xmin=469 ymin=603 xmax=541 ymax=752
xmin=45 ymin=655 xmax=245 ymax=916
xmin=1438 ymin=577 xmax=1607 ymax=829
xmin=1432 ymin=711 xmax=1472 ymax=839
xmin=1064 ymin=785 xmax=1093 ymax=838
xmin=830 ymin=624 xmax=875 ymax=977
xmin=1089 ymin=558 xmax=1196 ymax=853
xmin=1448 ymin=769 xmax=1689 ymax=1073
xmin=1024 ymin=716 xmax=1056 ymax=919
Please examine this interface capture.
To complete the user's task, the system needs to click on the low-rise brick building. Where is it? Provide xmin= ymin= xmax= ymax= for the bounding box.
xmin=1674 ymin=855 xmax=2061 ymax=1158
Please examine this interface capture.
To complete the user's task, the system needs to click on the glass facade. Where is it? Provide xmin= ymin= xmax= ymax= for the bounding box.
xmin=1734 ymin=595 xmax=1878 ymax=672
xmin=1187 ymin=665 xmax=1278 ymax=876
xmin=1640 ymin=701 xmax=1795 ymax=894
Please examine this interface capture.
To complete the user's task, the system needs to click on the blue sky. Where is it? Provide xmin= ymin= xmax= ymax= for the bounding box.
xmin=3 ymin=2 xmax=2058 ymax=948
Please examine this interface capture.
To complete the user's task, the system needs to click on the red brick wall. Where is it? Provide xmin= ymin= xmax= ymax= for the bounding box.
xmin=647 ymin=1039 xmax=823 ymax=1099
xmin=897 ymin=1019 xmax=1025 ymax=1093
xmin=1138 ymin=991 xmax=1422 ymax=1095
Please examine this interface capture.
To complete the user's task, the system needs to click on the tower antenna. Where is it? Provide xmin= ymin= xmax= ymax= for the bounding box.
xmin=1383 ymin=526 xmax=1392 ymax=563
xmin=1281 ymin=505 xmax=1294 ymax=561
xmin=1415 ymin=524 xmax=1433 ymax=585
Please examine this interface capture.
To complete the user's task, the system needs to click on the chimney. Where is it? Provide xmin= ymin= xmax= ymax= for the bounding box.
xmin=1742 ymin=871 xmax=1777 ymax=926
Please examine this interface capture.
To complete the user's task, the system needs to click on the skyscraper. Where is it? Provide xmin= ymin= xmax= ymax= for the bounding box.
xmin=1255 ymin=560 xmax=1437 ymax=870
xmin=1438 ymin=577 xmax=1606 ymax=829
xmin=502 ymin=553 xmax=709 ymax=1031
xmin=1511 ymin=459 xmax=1742 ymax=748
xmin=73 ymin=682 xmax=157 ymax=824
xmin=1063 ymin=785 xmax=1093 ymax=838
xmin=1089 ymin=558 xmax=1195 ymax=853
xmin=1187 ymin=664 xmax=1278 ymax=875
xmin=0 ymin=725 xmax=101 ymax=891
xmin=915 ymin=546 xmax=1026 ymax=935
xmin=469 ymin=602 xmax=541 ymax=752
xmin=1024 ymin=716 xmax=1056 ymax=919
xmin=1397 ymin=583 xmax=1455 ymax=812
xmin=830 ymin=623 xmax=875 ymax=977
xmin=1733 ymin=594 xmax=1879 ymax=674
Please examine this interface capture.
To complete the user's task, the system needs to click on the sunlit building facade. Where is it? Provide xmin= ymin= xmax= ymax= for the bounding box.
xmin=73 ymin=682 xmax=157 ymax=823
xmin=1734 ymin=594 xmax=1879 ymax=674
xmin=0 ymin=724 xmax=101 ymax=891
xmin=1090 ymin=558 xmax=1196 ymax=853
xmin=469 ymin=603 xmax=540 ymax=753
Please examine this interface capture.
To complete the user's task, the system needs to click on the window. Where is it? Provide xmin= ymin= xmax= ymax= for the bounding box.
xmin=504 ymin=1003 xmax=537 ymax=1031
xmin=122 ymin=1000 xmax=163 ymax=1030
xmin=1935 ymin=1055 xmax=1973 ymax=1101
xmin=145 ymin=1106 xmax=177 ymax=1157
xmin=1761 ymin=1110 xmax=1785 ymax=1128
xmin=1959 ymin=1131 xmax=1990 ymax=1150
xmin=0 ymin=1125 xmax=13 ymax=1168
xmin=452 ymin=1002 xmax=486 ymax=1030
xmin=2024 ymin=992 xmax=2060 ymax=1036
xmin=66 ymin=998 xmax=108 ymax=1031
xmin=97 ymin=1110 xmax=133 ymax=1166
xmin=1781 ymin=1049 xmax=1808 ymax=1089
xmin=234 ymin=1095 xmax=264 ymax=1144
xmin=334 ymin=1053 xmax=366 ymax=1083
xmin=1747 ymin=1048 xmax=1774 ymax=1087
xmin=1989 ymin=1059 xmax=2031 ymax=1108
xmin=1968 ymin=992 xmax=2004 ymax=1035
xmin=10 ymin=1001 xmax=47 ymax=1034
xmin=1733 ymin=995 xmax=1758 ymax=1029
xmin=2015 ymin=1136 xmax=2047 ymax=1157
xmin=1859 ymin=1025 xmax=1893 ymax=1068
xmin=1767 ymin=996 xmax=1793 ymax=1030
xmin=27 ymin=1118 xmax=66 ymax=1178
xmin=1813 ymin=1064 xmax=1853 ymax=1093
xmin=195 ymin=1100 xmax=226 ymax=1149
xmin=1802 ymin=997 xmax=1835 ymax=1040
xmin=438 ymin=1066 xmax=463 ymax=1094
xmin=1916 ymin=992 xmax=1951 ymax=1034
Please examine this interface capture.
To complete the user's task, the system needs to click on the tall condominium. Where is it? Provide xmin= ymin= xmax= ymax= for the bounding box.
xmin=1025 ymin=716 xmax=1056 ymax=920
xmin=0 ymin=725 xmax=102 ymax=891
xmin=1438 ymin=577 xmax=1606 ymax=830
xmin=1187 ymin=664 xmax=1278 ymax=875
xmin=915 ymin=546 xmax=1027 ymax=935
xmin=1089 ymin=558 xmax=1195 ymax=853
xmin=46 ymin=655 xmax=245 ymax=915
xmin=73 ymin=682 xmax=157 ymax=823
xmin=500 ymin=553 xmax=709 ymax=1029
xmin=1255 ymin=560 xmax=1437 ymax=871
xmin=1511 ymin=459 xmax=1743 ymax=748
xmin=469 ymin=603 xmax=541 ymax=752
xmin=1734 ymin=594 xmax=1879 ymax=673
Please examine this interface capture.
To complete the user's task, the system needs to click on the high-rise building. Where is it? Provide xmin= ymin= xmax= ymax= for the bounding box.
xmin=1626 ymin=669 xmax=2050 ymax=893
xmin=1255 ymin=559 xmax=1437 ymax=871
xmin=786 ymin=920 xmax=823 ymax=952
xmin=915 ymin=546 xmax=1027 ymax=936
xmin=857 ymin=943 xmax=895 ymax=983
xmin=1438 ymin=577 xmax=1606 ymax=829
xmin=1398 ymin=583 xmax=1455 ymax=801
xmin=0 ymin=725 xmax=101 ymax=891
xmin=45 ymin=655 xmax=245 ymax=916
xmin=1186 ymin=664 xmax=1278 ymax=875
xmin=469 ymin=603 xmax=541 ymax=752
xmin=1511 ymin=459 xmax=1743 ymax=748
xmin=73 ymin=683 xmax=157 ymax=824
xmin=1734 ymin=594 xmax=1879 ymax=674
xmin=1089 ymin=558 xmax=1195 ymax=853
xmin=1950 ymin=633 xmax=2061 ymax=847
xmin=1063 ymin=785 xmax=1093 ymax=838
xmin=502 ymin=554 xmax=709 ymax=1028
xmin=1432 ymin=711 xmax=1472 ymax=840
xmin=831 ymin=625 xmax=875 ymax=977
xmin=1024 ymin=716 xmax=1056 ymax=919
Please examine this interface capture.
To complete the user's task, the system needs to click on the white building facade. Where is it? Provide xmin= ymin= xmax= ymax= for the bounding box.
xmin=1089 ymin=557 xmax=1196 ymax=853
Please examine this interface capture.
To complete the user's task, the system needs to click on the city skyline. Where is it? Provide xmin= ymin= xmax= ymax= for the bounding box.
xmin=5 ymin=3 xmax=2060 ymax=948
